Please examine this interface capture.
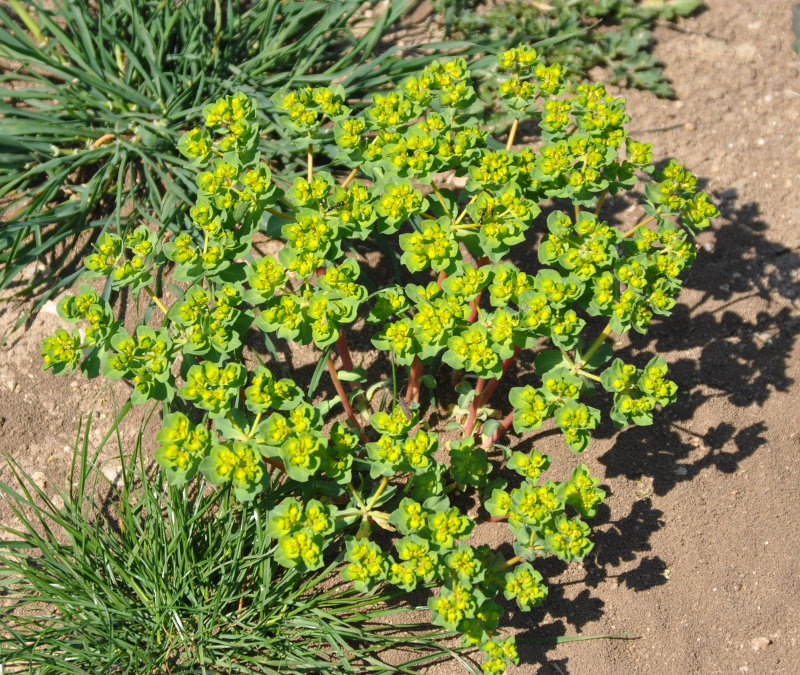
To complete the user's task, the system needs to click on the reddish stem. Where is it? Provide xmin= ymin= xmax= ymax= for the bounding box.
xmin=467 ymin=297 xmax=480 ymax=324
xmin=405 ymin=356 xmax=423 ymax=404
xmin=482 ymin=409 xmax=515 ymax=450
xmin=479 ymin=345 xmax=521 ymax=408
xmin=436 ymin=269 xmax=447 ymax=289
xmin=462 ymin=378 xmax=486 ymax=439
xmin=264 ymin=457 xmax=286 ymax=472
xmin=336 ymin=330 xmax=354 ymax=372
xmin=326 ymin=356 xmax=368 ymax=442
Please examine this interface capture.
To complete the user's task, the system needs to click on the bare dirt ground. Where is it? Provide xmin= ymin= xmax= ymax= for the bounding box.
xmin=1 ymin=0 xmax=799 ymax=673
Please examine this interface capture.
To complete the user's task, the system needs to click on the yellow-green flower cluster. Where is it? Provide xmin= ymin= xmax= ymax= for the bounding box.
xmin=497 ymin=46 xmax=564 ymax=114
xmin=341 ymin=538 xmax=389 ymax=592
xmin=539 ymin=210 xmax=620 ymax=281
xmin=366 ymin=429 xmax=436 ymax=476
xmin=543 ymin=515 xmax=594 ymax=562
xmin=200 ymin=92 xmax=254 ymax=151
xmin=428 ymin=581 xmax=481 ymax=631
xmin=268 ymin=497 xmax=335 ymax=571
xmin=254 ymin=259 xmax=365 ymax=348
xmin=178 ymin=360 xmax=244 ymax=416
xmin=244 ymin=366 xmax=302 ymax=414
xmin=104 ymin=326 xmax=173 ymax=403
xmin=389 ymin=535 xmax=439 ymax=590
xmin=256 ymin=403 xmax=327 ymax=482
xmin=273 ymin=85 xmax=348 ymax=135
xmin=201 ymin=441 xmax=265 ymax=501
xmin=503 ymin=563 xmax=547 ymax=610
xmin=55 ymin=285 xmax=116 ymax=349
xmin=83 ymin=227 xmax=154 ymax=291
xmin=154 ymin=412 xmax=211 ymax=484
xmin=41 ymin=328 xmax=83 ymax=375
xmin=167 ymin=284 xmax=244 ymax=357
xmin=481 ymin=635 xmax=519 ymax=674
xmin=558 ymin=464 xmax=606 ymax=518
xmin=601 ymin=355 xmax=677 ymax=427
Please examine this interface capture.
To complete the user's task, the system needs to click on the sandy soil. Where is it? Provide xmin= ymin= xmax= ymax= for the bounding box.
xmin=1 ymin=0 xmax=799 ymax=673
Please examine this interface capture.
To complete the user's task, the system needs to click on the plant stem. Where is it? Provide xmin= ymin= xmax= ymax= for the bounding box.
xmin=144 ymin=285 xmax=169 ymax=316
xmin=574 ymin=203 xmax=580 ymax=223
xmin=620 ymin=215 xmax=655 ymax=239
xmin=347 ymin=483 xmax=366 ymax=510
xmin=341 ymin=167 xmax=358 ymax=189
xmin=582 ymin=322 xmax=613 ymax=364
xmin=307 ymin=144 xmax=314 ymax=182
xmin=266 ymin=207 xmax=293 ymax=220
xmin=335 ymin=508 xmax=362 ymax=520
xmin=366 ymin=476 xmax=391 ymax=510
xmin=264 ymin=457 xmax=286 ymax=473
xmin=594 ymin=189 xmax=608 ymax=216
xmin=462 ymin=378 xmax=486 ymax=439
xmin=336 ymin=331 xmax=354 ymax=372
xmin=326 ymin=356 xmax=366 ymax=440
xmin=505 ymin=118 xmax=520 ymax=151
xmin=249 ymin=412 xmax=262 ymax=436
xmin=431 ymin=184 xmax=450 ymax=215
xmin=478 ymin=345 xmax=520 ymax=409
xmin=453 ymin=192 xmax=481 ymax=226
xmin=482 ymin=409 xmax=515 ymax=450
xmin=405 ymin=356 xmax=423 ymax=404
xmin=578 ymin=369 xmax=602 ymax=383
xmin=498 ymin=555 xmax=524 ymax=570
xmin=436 ymin=269 xmax=447 ymax=288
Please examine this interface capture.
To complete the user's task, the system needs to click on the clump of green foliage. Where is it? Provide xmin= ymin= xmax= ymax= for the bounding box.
xmin=0 ymin=415 xmax=469 ymax=673
xmin=40 ymin=48 xmax=717 ymax=672
xmin=434 ymin=0 xmax=704 ymax=97
xmin=0 ymin=0 xmax=471 ymax=315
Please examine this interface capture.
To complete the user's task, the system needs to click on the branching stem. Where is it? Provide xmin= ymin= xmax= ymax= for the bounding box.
xmin=326 ymin=356 xmax=367 ymax=441
xmin=462 ymin=378 xmax=486 ymax=439
xmin=347 ymin=483 xmax=366 ymax=510
xmin=366 ymin=476 xmax=391 ymax=510
xmin=582 ymin=322 xmax=613 ymax=364
xmin=482 ymin=409 xmax=515 ymax=450
xmin=431 ymin=184 xmax=450 ymax=215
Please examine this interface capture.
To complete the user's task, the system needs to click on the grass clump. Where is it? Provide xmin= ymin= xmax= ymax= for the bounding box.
xmin=0 ymin=0 xmax=469 ymax=315
xmin=0 ymin=410 xmax=469 ymax=673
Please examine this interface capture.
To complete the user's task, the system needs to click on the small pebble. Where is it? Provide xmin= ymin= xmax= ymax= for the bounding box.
xmin=31 ymin=471 xmax=47 ymax=491
xmin=750 ymin=637 xmax=771 ymax=651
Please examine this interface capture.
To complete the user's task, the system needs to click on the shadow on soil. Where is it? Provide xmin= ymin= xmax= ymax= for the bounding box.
xmin=503 ymin=185 xmax=797 ymax=672
xmin=596 ymin=188 xmax=797 ymax=493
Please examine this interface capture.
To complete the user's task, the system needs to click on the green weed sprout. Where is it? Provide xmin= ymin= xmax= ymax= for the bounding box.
xmin=42 ymin=48 xmax=717 ymax=672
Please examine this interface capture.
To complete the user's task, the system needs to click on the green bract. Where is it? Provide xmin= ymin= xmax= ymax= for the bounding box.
xmin=42 ymin=50 xmax=717 ymax=672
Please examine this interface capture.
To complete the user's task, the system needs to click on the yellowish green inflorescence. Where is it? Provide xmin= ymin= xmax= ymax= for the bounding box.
xmin=42 ymin=45 xmax=717 ymax=671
